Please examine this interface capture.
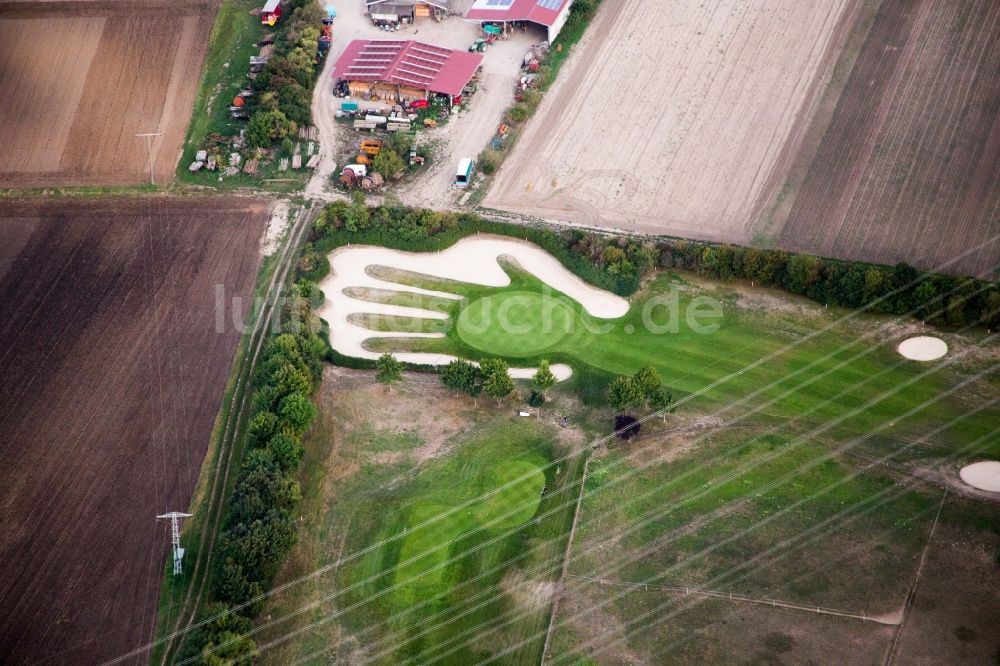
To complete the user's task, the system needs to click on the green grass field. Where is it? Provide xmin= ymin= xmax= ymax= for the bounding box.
xmin=256 ymin=373 xmax=590 ymax=666
xmin=259 ymin=253 xmax=997 ymax=665
xmin=363 ymin=264 xmax=999 ymax=463
xmin=336 ymin=419 xmax=564 ymax=665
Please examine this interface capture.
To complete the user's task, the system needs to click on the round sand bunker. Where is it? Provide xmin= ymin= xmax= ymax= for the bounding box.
xmin=897 ymin=336 xmax=948 ymax=361
xmin=959 ymin=461 xmax=1000 ymax=493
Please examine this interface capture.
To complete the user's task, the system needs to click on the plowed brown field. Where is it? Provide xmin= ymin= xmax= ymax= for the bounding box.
xmin=767 ymin=0 xmax=1000 ymax=279
xmin=0 ymin=0 xmax=216 ymax=187
xmin=485 ymin=0 xmax=999 ymax=279
xmin=0 ymin=197 xmax=268 ymax=664
xmin=483 ymin=0 xmax=858 ymax=242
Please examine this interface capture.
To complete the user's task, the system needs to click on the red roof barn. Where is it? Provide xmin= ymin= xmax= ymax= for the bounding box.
xmin=464 ymin=0 xmax=575 ymax=41
xmin=331 ymin=39 xmax=484 ymax=102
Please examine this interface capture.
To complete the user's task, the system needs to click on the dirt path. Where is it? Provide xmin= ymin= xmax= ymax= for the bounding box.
xmin=145 ymin=204 xmax=314 ymax=666
xmin=882 ymin=490 xmax=947 ymax=664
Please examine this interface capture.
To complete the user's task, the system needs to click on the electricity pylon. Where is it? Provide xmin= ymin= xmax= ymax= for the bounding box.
xmin=157 ymin=512 xmax=193 ymax=575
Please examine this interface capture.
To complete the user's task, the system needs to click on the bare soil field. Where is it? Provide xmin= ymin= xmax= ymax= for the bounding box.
xmin=0 ymin=196 xmax=267 ymax=664
xmin=0 ymin=0 xmax=216 ymax=187
xmin=764 ymin=0 xmax=1000 ymax=280
xmin=483 ymin=0 xmax=858 ymax=241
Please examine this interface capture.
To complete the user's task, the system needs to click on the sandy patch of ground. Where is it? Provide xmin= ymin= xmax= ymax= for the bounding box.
xmin=897 ymin=336 xmax=948 ymax=361
xmin=483 ymin=0 xmax=855 ymax=242
xmin=315 ymin=235 xmax=628 ymax=376
xmin=306 ymin=0 xmax=542 ymax=205
xmin=503 ymin=569 xmax=557 ymax=613
xmin=259 ymin=200 xmax=289 ymax=256
xmin=959 ymin=461 xmax=1000 ymax=493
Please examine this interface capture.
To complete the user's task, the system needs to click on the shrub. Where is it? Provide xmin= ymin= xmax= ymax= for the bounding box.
xmin=373 ymin=148 xmax=406 ymax=179
xmin=614 ymin=415 xmax=640 ymax=440
xmin=477 ymin=149 xmax=500 ymax=175
xmin=278 ymin=391 xmax=316 ymax=432
xmin=507 ymin=104 xmax=530 ymax=123
xmin=527 ymin=390 xmax=545 ymax=408
xmin=246 ymin=110 xmax=295 ymax=149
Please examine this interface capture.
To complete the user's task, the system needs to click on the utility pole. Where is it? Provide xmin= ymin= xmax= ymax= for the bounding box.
xmin=157 ymin=512 xmax=193 ymax=575
xmin=136 ymin=132 xmax=163 ymax=185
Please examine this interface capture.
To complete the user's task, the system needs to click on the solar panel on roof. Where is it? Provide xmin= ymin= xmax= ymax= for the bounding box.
xmin=536 ymin=0 xmax=563 ymax=9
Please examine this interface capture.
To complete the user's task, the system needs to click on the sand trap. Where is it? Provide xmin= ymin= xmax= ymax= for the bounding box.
xmin=315 ymin=235 xmax=630 ymax=380
xmin=897 ymin=336 xmax=948 ymax=361
xmin=959 ymin=461 xmax=1000 ymax=493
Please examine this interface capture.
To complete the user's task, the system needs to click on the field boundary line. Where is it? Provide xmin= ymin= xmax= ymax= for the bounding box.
xmin=882 ymin=488 xmax=948 ymax=665
xmin=540 ymin=451 xmax=592 ymax=665
xmin=566 ymin=575 xmax=900 ymax=625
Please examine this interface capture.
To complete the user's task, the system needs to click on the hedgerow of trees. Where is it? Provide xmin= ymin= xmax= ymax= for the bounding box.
xmin=303 ymin=202 xmax=1000 ymax=331
xmin=246 ymin=0 xmax=325 ymax=149
xmin=180 ymin=303 xmax=326 ymax=662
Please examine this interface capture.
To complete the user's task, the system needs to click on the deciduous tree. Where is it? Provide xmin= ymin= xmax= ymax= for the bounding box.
xmin=375 ymin=353 xmax=403 ymax=390
xmin=531 ymin=360 xmax=556 ymax=399
xmin=608 ymin=375 xmax=643 ymax=415
xmin=481 ymin=358 xmax=514 ymax=405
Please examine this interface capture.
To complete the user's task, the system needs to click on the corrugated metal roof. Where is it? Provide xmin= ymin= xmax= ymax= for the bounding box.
xmin=331 ymin=39 xmax=483 ymax=97
xmin=464 ymin=0 xmax=572 ymax=27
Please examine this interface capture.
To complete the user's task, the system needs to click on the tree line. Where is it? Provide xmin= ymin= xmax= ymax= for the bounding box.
xmin=180 ymin=283 xmax=326 ymax=664
xmin=303 ymin=202 xmax=999 ymax=330
xmin=246 ymin=0 xmax=325 ymax=149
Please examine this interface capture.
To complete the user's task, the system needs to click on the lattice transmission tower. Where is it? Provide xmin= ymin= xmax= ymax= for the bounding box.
xmin=157 ymin=512 xmax=193 ymax=575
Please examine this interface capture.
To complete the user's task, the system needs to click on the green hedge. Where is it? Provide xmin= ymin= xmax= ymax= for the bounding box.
xmin=305 ymin=202 xmax=999 ymax=331
xmin=181 ymin=321 xmax=326 ymax=662
xmin=301 ymin=199 xmax=651 ymax=295
xmin=659 ymin=241 xmax=1000 ymax=329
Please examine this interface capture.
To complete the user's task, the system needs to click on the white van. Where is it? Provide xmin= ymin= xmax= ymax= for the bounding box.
xmin=455 ymin=157 xmax=473 ymax=188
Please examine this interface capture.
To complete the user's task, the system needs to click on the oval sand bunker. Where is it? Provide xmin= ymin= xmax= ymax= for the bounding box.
xmin=897 ymin=336 xmax=948 ymax=361
xmin=959 ymin=461 xmax=1000 ymax=493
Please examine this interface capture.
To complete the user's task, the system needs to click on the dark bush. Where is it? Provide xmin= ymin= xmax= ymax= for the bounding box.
xmin=614 ymin=415 xmax=641 ymax=440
